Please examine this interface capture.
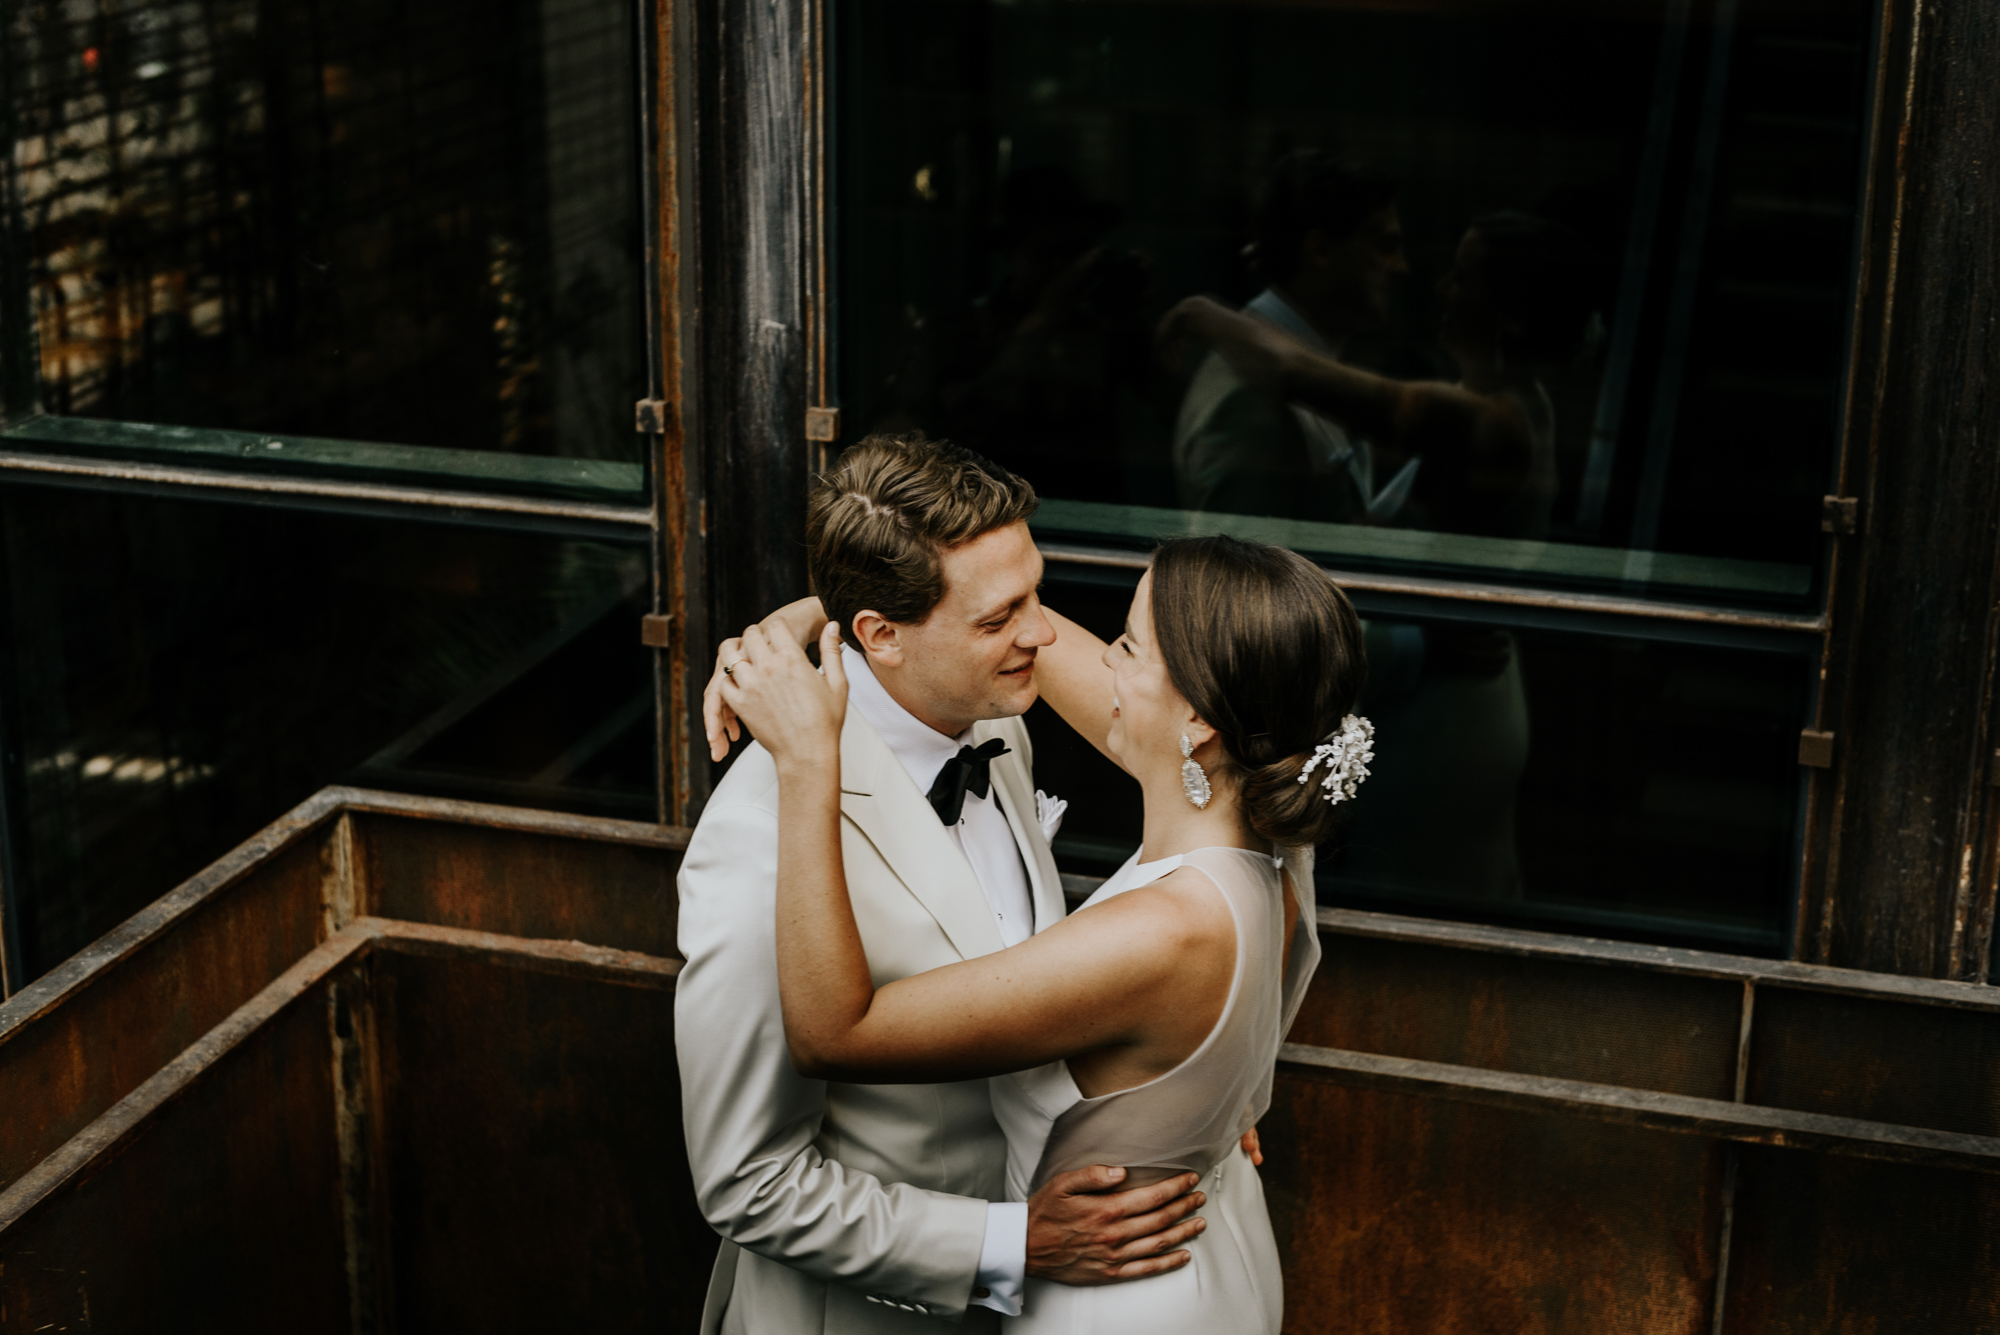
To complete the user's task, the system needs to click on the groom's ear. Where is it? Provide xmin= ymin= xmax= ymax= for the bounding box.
xmin=851 ymin=610 xmax=906 ymax=668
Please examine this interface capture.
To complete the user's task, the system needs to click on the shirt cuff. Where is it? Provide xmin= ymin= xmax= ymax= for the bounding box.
xmin=971 ymin=1201 xmax=1028 ymax=1316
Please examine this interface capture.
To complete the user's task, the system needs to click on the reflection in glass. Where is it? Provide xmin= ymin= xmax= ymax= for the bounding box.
xmin=0 ymin=487 xmax=654 ymax=984
xmin=1331 ymin=614 xmax=1805 ymax=954
xmin=6 ymin=0 xmax=644 ymax=479
xmin=837 ymin=0 xmax=1871 ymax=604
xmin=1028 ymin=575 xmax=1804 ymax=953
xmin=1172 ymin=157 xmax=1410 ymax=527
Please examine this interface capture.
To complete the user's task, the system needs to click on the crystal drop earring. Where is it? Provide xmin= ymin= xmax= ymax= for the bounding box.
xmin=1180 ymin=733 xmax=1212 ymax=809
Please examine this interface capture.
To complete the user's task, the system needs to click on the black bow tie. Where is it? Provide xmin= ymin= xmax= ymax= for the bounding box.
xmin=926 ymin=738 xmax=1011 ymax=825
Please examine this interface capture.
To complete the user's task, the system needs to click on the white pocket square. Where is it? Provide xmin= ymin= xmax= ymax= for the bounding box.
xmin=1035 ymin=790 xmax=1067 ymax=842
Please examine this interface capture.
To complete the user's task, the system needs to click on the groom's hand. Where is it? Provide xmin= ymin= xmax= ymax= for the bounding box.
xmin=1025 ymin=1166 xmax=1206 ymax=1285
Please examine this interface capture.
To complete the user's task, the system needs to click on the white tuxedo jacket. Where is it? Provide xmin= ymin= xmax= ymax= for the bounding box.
xmin=676 ymin=707 xmax=1065 ymax=1334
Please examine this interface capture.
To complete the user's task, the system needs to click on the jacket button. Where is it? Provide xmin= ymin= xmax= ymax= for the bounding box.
xmin=973 ymin=1287 xmax=991 ymax=1299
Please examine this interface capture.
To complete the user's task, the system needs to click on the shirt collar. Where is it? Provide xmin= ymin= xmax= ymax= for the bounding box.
xmin=1246 ymin=287 xmax=1334 ymax=356
xmin=842 ymin=644 xmax=968 ymax=792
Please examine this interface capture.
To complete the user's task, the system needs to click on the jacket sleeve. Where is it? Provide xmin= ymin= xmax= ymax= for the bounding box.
xmin=674 ymin=757 xmax=990 ymax=1317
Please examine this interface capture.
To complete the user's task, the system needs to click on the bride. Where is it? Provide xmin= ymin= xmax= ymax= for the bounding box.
xmin=716 ymin=534 xmax=1371 ymax=1333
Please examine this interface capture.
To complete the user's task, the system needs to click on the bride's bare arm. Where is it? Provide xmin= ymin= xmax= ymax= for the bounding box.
xmin=789 ymin=880 xmax=1212 ymax=1084
xmin=1031 ymin=608 xmax=1123 ymax=769
xmin=1159 ymin=295 xmax=1495 ymax=458
xmin=720 ymin=622 xmax=1214 ymax=1086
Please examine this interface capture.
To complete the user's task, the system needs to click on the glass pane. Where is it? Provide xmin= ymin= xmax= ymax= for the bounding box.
xmin=1030 ymin=572 xmax=1805 ymax=953
xmin=836 ymin=0 xmax=1872 ymax=606
xmin=0 ymin=485 xmax=655 ymax=985
xmin=5 ymin=0 xmax=645 ymax=497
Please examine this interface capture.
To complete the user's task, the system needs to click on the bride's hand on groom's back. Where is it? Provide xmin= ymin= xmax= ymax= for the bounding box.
xmin=717 ymin=622 xmax=848 ymax=770
xmin=1025 ymin=1166 xmax=1207 ymax=1286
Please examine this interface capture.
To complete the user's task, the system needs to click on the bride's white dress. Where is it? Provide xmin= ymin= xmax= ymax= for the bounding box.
xmin=991 ymin=845 xmax=1320 ymax=1333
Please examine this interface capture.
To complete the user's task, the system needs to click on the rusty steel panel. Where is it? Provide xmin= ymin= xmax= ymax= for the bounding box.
xmin=1295 ymin=934 xmax=1742 ymax=1100
xmin=357 ymin=812 xmax=683 ymax=957
xmin=367 ymin=916 xmax=681 ymax=989
xmin=1262 ymin=1074 xmax=1724 ymax=1335
xmin=0 ymin=975 xmax=348 ymax=1333
xmin=0 ymin=826 xmax=327 ymax=1188
xmin=1280 ymin=1044 xmax=2000 ymax=1175
xmin=371 ymin=948 xmax=713 ymax=1332
xmin=1723 ymin=1148 xmax=2000 ymax=1334
xmin=1748 ymin=987 xmax=2000 ymax=1137
xmin=1317 ymin=908 xmax=2000 ymax=1013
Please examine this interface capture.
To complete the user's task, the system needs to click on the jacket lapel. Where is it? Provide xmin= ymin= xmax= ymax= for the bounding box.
xmin=972 ymin=720 xmax=1068 ymax=933
xmin=838 ymin=710 xmax=1005 ymax=961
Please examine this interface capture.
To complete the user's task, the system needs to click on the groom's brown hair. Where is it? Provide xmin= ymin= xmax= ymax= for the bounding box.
xmin=807 ymin=432 xmax=1039 ymax=638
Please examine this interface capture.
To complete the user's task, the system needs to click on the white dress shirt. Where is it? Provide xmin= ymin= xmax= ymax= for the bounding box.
xmin=842 ymin=644 xmax=1036 ymax=1314
xmin=843 ymin=646 xmax=1038 ymax=947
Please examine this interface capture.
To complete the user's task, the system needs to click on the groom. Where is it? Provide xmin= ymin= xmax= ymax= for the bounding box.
xmin=676 ymin=433 xmax=1206 ymax=1334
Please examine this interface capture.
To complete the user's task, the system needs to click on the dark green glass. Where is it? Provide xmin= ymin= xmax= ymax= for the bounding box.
xmin=0 ymin=485 xmax=655 ymax=985
xmin=1030 ymin=572 xmax=1804 ymax=955
xmin=836 ymin=0 xmax=1872 ymax=607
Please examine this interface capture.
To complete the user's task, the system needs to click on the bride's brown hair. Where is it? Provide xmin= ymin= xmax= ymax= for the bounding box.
xmin=1149 ymin=536 xmax=1367 ymax=848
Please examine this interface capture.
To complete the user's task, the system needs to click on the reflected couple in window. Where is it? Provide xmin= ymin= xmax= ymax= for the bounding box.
xmin=1161 ymin=150 xmax=1599 ymax=901
xmin=1161 ymin=150 xmax=1598 ymax=546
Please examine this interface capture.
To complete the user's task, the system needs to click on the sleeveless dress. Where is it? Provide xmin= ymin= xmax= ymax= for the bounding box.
xmin=990 ymin=845 xmax=1321 ymax=1334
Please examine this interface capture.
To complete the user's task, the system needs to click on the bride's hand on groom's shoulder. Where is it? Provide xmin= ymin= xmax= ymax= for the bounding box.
xmin=704 ymin=599 xmax=833 ymax=761
xmin=703 ymin=632 xmax=749 ymax=761
xmin=716 ymin=622 xmax=848 ymax=770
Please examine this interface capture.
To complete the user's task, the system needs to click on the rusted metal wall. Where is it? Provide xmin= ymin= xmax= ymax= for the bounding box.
xmin=1268 ymin=908 xmax=2000 ymax=1334
xmin=0 ymin=788 xmax=689 ymax=1198
xmin=1264 ymin=1083 xmax=1726 ymax=1333
xmin=1297 ymin=934 xmax=1743 ymax=1100
xmin=5 ymin=790 xmax=1999 ymax=1334
xmin=0 ymin=803 xmax=328 ymax=1188
xmin=1 ymin=971 xmax=350 ymax=1332
xmin=1725 ymin=1151 xmax=2000 ymax=1333
xmin=356 ymin=810 xmax=681 ymax=955
xmin=0 ymin=780 xmax=700 ymax=1333
xmin=372 ymin=947 xmax=712 ymax=1329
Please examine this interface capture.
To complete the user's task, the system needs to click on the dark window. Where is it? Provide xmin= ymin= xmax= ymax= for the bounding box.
xmin=836 ymin=0 xmax=1866 ymax=952
xmin=0 ymin=484 xmax=654 ymax=982
xmin=835 ymin=0 xmax=1870 ymax=605
xmin=0 ymin=0 xmax=659 ymax=989
xmin=1033 ymin=571 xmax=1806 ymax=952
xmin=5 ymin=0 xmax=646 ymax=495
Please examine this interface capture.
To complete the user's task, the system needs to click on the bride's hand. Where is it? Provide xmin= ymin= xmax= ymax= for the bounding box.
xmin=704 ymin=632 xmax=750 ymax=760
xmin=704 ymin=598 xmax=833 ymax=761
xmin=717 ymin=622 xmax=848 ymax=770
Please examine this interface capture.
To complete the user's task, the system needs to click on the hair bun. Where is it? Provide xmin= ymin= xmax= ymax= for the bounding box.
xmin=1147 ymin=536 xmax=1368 ymax=851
